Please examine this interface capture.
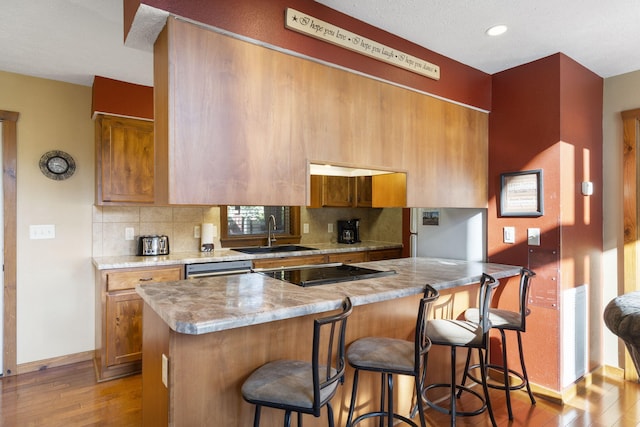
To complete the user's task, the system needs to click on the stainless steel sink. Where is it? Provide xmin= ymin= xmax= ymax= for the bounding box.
xmin=232 ymin=245 xmax=318 ymax=254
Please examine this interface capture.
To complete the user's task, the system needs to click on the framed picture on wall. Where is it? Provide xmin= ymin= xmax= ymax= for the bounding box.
xmin=500 ymin=169 xmax=544 ymax=217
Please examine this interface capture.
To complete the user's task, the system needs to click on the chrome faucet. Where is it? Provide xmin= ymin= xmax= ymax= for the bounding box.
xmin=267 ymin=215 xmax=277 ymax=247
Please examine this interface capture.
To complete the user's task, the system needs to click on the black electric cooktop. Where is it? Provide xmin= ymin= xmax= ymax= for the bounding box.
xmin=258 ymin=264 xmax=397 ymax=287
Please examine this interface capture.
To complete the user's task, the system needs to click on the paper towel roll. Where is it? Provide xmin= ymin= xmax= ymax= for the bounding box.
xmin=201 ymin=223 xmax=214 ymax=251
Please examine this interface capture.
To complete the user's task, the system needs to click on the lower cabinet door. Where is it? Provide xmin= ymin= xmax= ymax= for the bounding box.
xmin=105 ymin=290 xmax=143 ymax=366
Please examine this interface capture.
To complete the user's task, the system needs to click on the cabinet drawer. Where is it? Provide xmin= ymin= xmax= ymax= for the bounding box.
xmin=327 ymin=251 xmax=367 ymax=264
xmin=106 ymin=266 xmax=183 ymax=291
xmin=253 ymin=254 xmax=328 ymax=270
xmin=367 ymin=248 xmax=403 ymax=261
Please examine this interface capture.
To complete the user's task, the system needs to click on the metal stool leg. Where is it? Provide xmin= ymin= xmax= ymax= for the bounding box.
xmin=386 ymin=374 xmax=394 ymax=427
xmin=253 ymin=405 xmax=261 ymax=427
xmin=478 ymin=348 xmax=497 ymax=427
xmin=450 ymin=347 xmax=456 ymax=427
xmin=346 ymin=369 xmax=360 ymax=426
xmin=456 ymin=348 xmax=472 ymax=398
xmin=517 ymin=330 xmax=536 ymax=405
xmin=499 ymin=329 xmax=514 ymax=419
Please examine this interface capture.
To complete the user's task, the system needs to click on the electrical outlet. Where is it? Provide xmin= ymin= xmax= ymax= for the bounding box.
xmin=194 ymin=225 xmax=201 ymax=239
xmin=303 ymin=223 xmax=309 ymax=234
xmin=125 ymin=227 xmax=134 ymax=241
xmin=328 ymin=223 xmax=333 ymax=233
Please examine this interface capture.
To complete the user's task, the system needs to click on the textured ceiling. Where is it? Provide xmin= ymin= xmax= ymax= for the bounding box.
xmin=0 ymin=0 xmax=638 ymax=88
xmin=315 ymin=0 xmax=640 ymax=78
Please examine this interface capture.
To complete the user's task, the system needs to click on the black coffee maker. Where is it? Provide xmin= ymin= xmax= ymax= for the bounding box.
xmin=337 ymin=219 xmax=360 ymax=244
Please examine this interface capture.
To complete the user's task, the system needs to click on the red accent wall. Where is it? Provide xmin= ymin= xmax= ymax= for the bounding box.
xmin=124 ymin=0 xmax=491 ymax=110
xmin=91 ymin=75 xmax=153 ymax=119
xmin=488 ymin=53 xmax=603 ymax=391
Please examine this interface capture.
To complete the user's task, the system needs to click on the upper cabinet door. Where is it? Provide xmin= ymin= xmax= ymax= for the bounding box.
xmin=96 ymin=115 xmax=155 ymax=205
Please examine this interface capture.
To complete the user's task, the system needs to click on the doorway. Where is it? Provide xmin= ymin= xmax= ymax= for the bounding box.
xmin=622 ymin=107 xmax=640 ymax=381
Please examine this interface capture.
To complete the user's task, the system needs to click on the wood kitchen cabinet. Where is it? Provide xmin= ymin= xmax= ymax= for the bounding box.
xmin=367 ymin=247 xmax=403 ymax=261
xmin=252 ymin=254 xmax=328 ymax=270
xmin=309 ymin=176 xmax=353 ymax=208
xmin=95 ymin=114 xmax=155 ymax=205
xmin=155 ymin=19 xmax=487 ymax=208
xmin=252 ymin=248 xmax=401 ymax=270
xmin=309 ymin=174 xmax=405 ymax=208
xmin=95 ymin=265 xmax=182 ymax=381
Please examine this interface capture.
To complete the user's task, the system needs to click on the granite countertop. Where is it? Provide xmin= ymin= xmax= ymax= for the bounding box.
xmin=136 ymin=257 xmax=522 ymax=335
xmin=92 ymin=240 xmax=402 ymax=270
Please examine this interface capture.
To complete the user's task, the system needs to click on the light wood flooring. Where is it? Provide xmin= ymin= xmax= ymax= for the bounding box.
xmin=0 ymin=360 xmax=638 ymax=426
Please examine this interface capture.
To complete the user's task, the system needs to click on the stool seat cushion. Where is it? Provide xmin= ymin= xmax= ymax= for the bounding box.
xmin=241 ymin=360 xmax=337 ymax=409
xmin=465 ymin=307 xmax=520 ymax=330
xmin=426 ymin=319 xmax=484 ymax=347
xmin=347 ymin=337 xmax=414 ymax=373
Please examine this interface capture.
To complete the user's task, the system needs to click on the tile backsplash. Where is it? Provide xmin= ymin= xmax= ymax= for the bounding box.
xmin=93 ymin=206 xmax=221 ymax=257
xmin=93 ymin=205 xmax=402 ymax=257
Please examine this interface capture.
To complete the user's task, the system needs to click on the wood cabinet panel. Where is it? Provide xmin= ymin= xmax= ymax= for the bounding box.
xmin=156 ymin=19 xmax=487 ymax=208
xmin=367 ymin=248 xmax=403 ymax=261
xmin=106 ymin=291 xmax=143 ymax=366
xmin=156 ymin=19 xmax=306 ymax=206
xmin=106 ymin=267 xmax=183 ymax=292
xmin=252 ymin=255 xmax=328 ymax=270
xmin=355 ymin=176 xmax=373 ymax=207
xmin=96 ymin=265 xmax=182 ymax=381
xmin=309 ymin=174 xmax=404 ymax=208
xmin=95 ymin=115 xmax=155 ymax=204
xmin=327 ymin=251 xmax=367 ymax=264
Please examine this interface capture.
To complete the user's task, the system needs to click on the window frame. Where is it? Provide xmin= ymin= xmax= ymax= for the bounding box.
xmin=220 ymin=206 xmax=301 ymax=248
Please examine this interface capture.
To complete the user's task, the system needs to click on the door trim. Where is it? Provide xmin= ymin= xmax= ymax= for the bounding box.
xmin=0 ymin=110 xmax=18 ymax=376
xmin=622 ymin=107 xmax=640 ymax=381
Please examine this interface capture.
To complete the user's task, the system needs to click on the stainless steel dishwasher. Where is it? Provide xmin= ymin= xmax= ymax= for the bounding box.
xmin=185 ymin=260 xmax=253 ymax=279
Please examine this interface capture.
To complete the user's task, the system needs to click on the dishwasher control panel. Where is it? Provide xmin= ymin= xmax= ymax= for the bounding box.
xmin=185 ymin=260 xmax=253 ymax=278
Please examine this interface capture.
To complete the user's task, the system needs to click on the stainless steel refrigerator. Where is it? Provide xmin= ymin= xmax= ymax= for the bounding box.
xmin=409 ymin=208 xmax=487 ymax=261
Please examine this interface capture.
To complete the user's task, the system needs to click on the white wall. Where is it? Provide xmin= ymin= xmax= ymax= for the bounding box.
xmin=0 ymin=71 xmax=94 ymax=364
xmin=602 ymin=70 xmax=640 ymax=368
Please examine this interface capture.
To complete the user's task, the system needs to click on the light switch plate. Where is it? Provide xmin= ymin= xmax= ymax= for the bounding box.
xmin=527 ymin=228 xmax=541 ymax=246
xmin=503 ymin=226 xmax=515 ymax=244
xmin=328 ymin=223 xmax=333 ymax=233
xmin=303 ymin=223 xmax=309 ymax=234
xmin=29 ymin=224 xmax=55 ymax=240
xmin=194 ymin=225 xmax=201 ymax=239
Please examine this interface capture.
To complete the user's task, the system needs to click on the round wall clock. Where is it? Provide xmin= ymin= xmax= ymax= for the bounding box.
xmin=39 ymin=150 xmax=76 ymax=181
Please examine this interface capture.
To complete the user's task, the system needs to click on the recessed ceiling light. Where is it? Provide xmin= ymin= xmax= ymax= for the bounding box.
xmin=486 ymin=24 xmax=508 ymax=36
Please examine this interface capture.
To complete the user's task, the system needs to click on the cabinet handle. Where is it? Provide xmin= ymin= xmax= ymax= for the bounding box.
xmin=139 ymin=277 xmax=154 ymax=282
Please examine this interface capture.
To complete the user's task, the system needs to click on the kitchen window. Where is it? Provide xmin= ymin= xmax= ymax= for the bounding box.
xmin=220 ymin=206 xmax=301 ymax=247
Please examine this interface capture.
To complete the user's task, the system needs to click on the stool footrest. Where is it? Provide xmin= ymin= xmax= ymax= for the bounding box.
xmin=465 ymin=363 xmax=529 ymax=392
xmin=423 ymin=383 xmax=487 ymax=417
xmin=350 ymin=411 xmax=420 ymax=427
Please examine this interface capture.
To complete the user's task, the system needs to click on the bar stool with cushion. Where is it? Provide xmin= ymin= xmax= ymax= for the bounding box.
xmin=346 ymin=285 xmax=439 ymax=427
xmin=241 ymin=297 xmax=353 ymax=427
xmin=423 ymin=273 xmax=499 ymax=427
xmin=459 ymin=267 xmax=536 ymax=420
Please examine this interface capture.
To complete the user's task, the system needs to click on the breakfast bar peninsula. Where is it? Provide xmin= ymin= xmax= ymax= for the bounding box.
xmin=136 ymin=257 xmax=521 ymax=426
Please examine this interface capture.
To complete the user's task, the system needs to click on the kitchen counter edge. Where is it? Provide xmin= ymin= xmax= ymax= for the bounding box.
xmin=136 ymin=257 xmax=522 ymax=336
xmin=92 ymin=240 xmax=402 ymax=270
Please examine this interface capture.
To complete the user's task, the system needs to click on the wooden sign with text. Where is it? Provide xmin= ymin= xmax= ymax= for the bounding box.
xmin=285 ymin=8 xmax=440 ymax=80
